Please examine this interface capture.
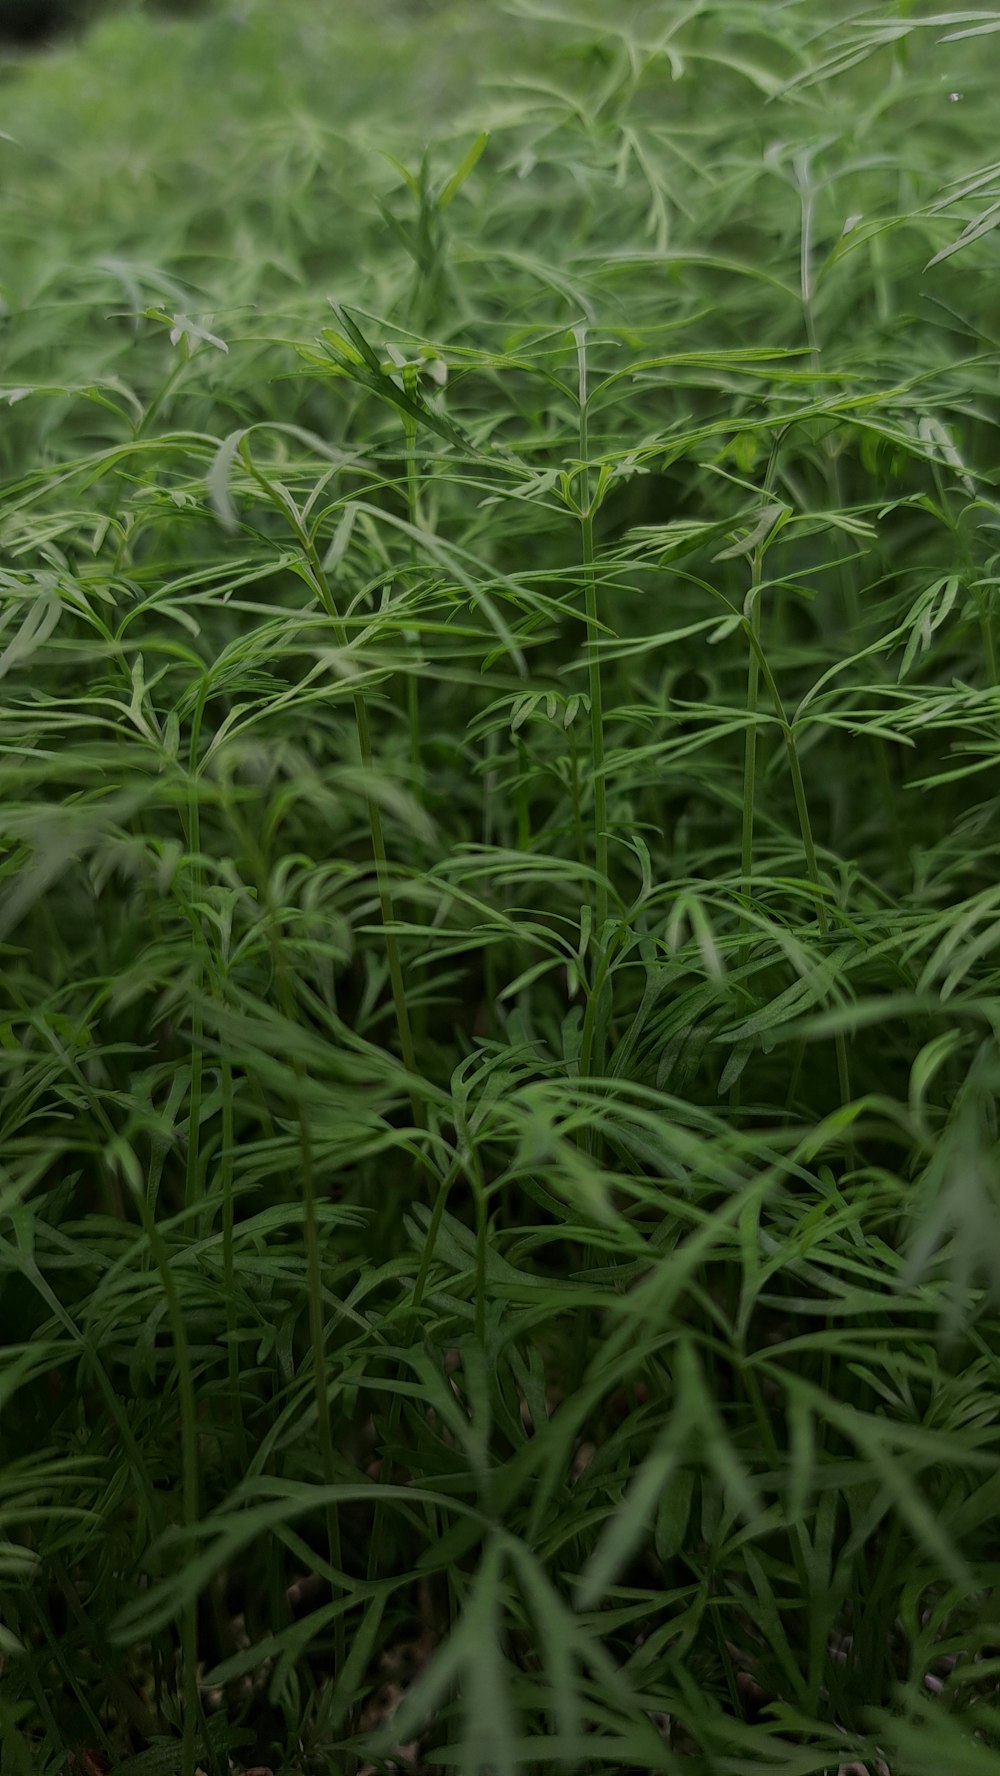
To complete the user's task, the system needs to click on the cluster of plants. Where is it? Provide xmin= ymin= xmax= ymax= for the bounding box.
xmin=1 ymin=1 xmax=1000 ymax=1772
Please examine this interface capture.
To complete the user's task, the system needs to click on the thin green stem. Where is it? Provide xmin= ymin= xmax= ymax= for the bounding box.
xmin=737 ymin=441 xmax=783 ymax=981
xmin=577 ymin=329 xmax=609 ymax=1086
xmin=761 ymin=688 xmax=855 ymax=1120
xmin=738 ymin=544 xmax=766 ymax=984
xmin=135 ymin=1202 xmax=202 ymax=1776
xmin=353 ymin=687 xmax=421 ymax=1103
xmin=578 ymin=929 xmax=619 ymax=1083
xmin=184 ymin=684 xmax=208 ymax=1216
xmin=577 ymin=358 xmax=608 ymax=939
xmin=298 ymin=1103 xmax=345 ymax=1657
xmin=226 ymin=801 xmax=345 ymax=1670
xmin=219 ymin=1053 xmax=247 ymax=1469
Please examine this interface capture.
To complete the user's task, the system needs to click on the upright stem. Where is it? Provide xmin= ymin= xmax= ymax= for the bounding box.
xmin=352 ymin=688 xmax=421 ymax=1106
xmin=219 ymin=1053 xmax=247 ymax=1468
xmin=578 ymin=934 xmax=618 ymax=1082
xmin=738 ymin=542 xmax=766 ymax=978
xmin=576 ymin=330 xmax=608 ymax=940
xmin=577 ymin=331 xmax=609 ymax=1094
xmin=184 ymin=688 xmax=207 ymax=1215
xmin=228 ymin=802 xmax=345 ymax=1670
xmin=796 ymin=154 xmax=904 ymax=880
xmin=472 ymin=1149 xmax=489 ymax=1351
xmin=825 ymin=452 xmax=905 ymax=878
xmin=979 ymin=599 xmax=998 ymax=688
xmin=136 ymin=1204 xmax=202 ymax=1776
xmin=268 ymin=1037 xmax=347 ymax=1673
xmin=738 ymin=448 xmax=785 ymax=980
xmin=752 ymin=650 xmax=854 ymax=1124
xmin=401 ymin=406 xmax=427 ymax=1052
xmin=735 ymin=469 xmax=854 ymax=1128
xmin=582 ymin=502 xmax=607 ymax=930
xmin=298 ymin=1100 xmax=345 ymax=1671
xmin=404 ymin=411 xmax=422 ymax=535
xmin=569 ymin=728 xmax=587 ymax=872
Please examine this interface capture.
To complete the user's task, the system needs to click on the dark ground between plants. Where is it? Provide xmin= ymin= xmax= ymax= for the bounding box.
xmin=1 ymin=2 xmax=1000 ymax=1774
xmin=0 ymin=0 xmax=203 ymax=43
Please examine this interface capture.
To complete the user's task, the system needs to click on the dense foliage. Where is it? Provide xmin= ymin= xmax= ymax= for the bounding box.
xmin=1 ymin=2 xmax=1000 ymax=1772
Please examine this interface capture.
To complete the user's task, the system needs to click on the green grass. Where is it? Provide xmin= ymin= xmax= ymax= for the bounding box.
xmin=2 ymin=1 xmax=1000 ymax=1771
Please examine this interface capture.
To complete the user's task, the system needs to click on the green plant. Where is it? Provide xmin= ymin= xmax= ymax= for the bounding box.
xmin=2 ymin=3 xmax=1000 ymax=1774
